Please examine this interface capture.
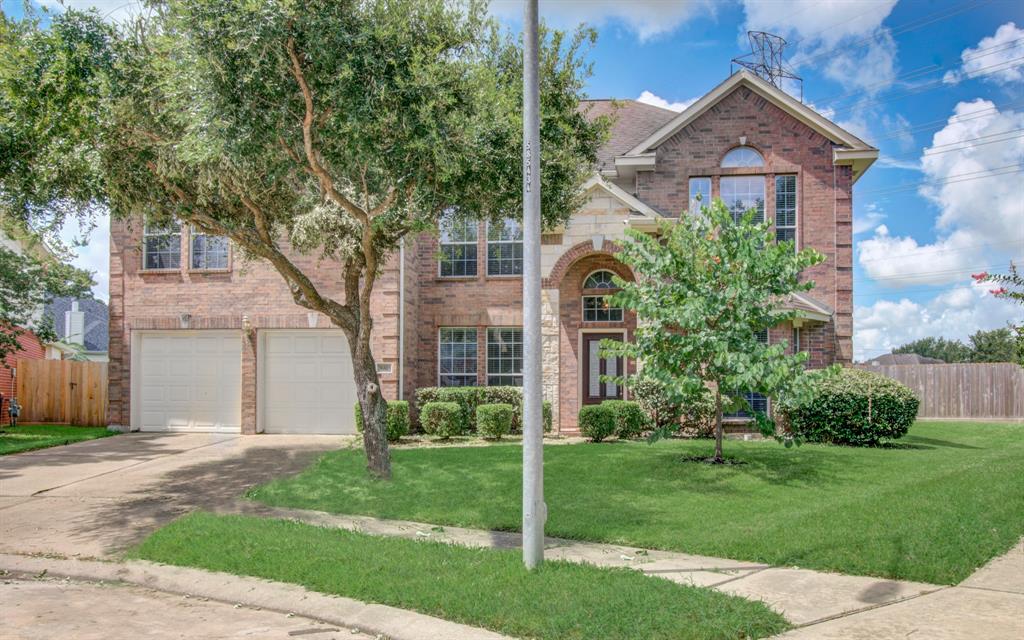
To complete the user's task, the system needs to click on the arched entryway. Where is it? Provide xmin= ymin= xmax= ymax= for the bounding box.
xmin=553 ymin=251 xmax=636 ymax=432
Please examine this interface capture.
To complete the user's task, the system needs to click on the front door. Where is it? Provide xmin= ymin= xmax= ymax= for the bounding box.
xmin=582 ymin=333 xmax=623 ymax=405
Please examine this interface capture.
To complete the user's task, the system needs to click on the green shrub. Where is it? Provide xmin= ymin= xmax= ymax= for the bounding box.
xmin=578 ymin=404 xmax=616 ymax=442
xmin=420 ymin=402 xmax=463 ymax=439
xmin=415 ymin=386 xmax=554 ymax=434
xmin=629 ymin=378 xmax=683 ymax=431
xmin=680 ymin=388 xmax=717 ymax=438
xmin=477 ymin=403 xmax=514 ymax=440
xmin=354 ymin=400 xmax=410 ymax=442
xmin=602 ymin=400 xmax=649 ymax=439
xmin=781 ymin=368 xmax=919 ymax=446
xmin=542 ymin=400 xmax=553 ymax=433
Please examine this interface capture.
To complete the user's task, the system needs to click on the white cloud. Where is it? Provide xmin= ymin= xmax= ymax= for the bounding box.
xmin=742 ymin=0 xmax=900 ymax=93
xmin=636 ymin=90 xmax=697 ymax=112
xmin=857 ymin=99 xmax=1024 ymax=286
xmin=489 ymin=0 xmax=715 ymax=41
xmin=58 ymin=214 xmax=109 ymax=302
xmin=854 ymin=283 xmax=1024 ymax=361
xmin=853 ymin=204 xmax=887 ymax=235
xmin=943 ymin=22 xmax=1024 ymax=85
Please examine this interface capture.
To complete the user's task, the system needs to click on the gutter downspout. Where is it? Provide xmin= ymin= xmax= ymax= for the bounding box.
xmin=398 ymin=239 xmax=405 ymax=401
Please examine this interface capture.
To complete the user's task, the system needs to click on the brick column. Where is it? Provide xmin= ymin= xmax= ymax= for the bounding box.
xmin=107 ymin=220 xmax=128 ymax=428
xmin=241 ymin=330 xmax=258 ymax=434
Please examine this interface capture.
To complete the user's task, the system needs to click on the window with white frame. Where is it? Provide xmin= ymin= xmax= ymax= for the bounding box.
xmin=582 ymin=270 xmax=623 ymax=322
xmin=775 ymin=175 xmax=797 ymax=246
xmin=720 ymin=175 xmax=765 ymax=224
xmin=792 ymin=327 xmax=802 ymax=354
xmin=190 ymin=226 xmax=230 ymax=270
xmin=438 ymin=218 xmax=478 ymax=277
xmin=438 ymin=328 xmax=477 ymax=387
xmin=143 ymin=221 xmax=181 ymax=270
xmin=688 ymin=177 xmax=711 ymax=215
xmin=721 ymin=146 xmax=764 ymax=168
xmin=487 ymin=327 xmax=523 ymax=386
xmin=726 ymin=328 xmax=769 ymax=418
xmin=487 ymin=218 xmax=523 ymax=276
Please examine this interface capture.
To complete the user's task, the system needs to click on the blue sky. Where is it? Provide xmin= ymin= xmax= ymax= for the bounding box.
xmin=6 ymin=0 xmax=1023 ymax=360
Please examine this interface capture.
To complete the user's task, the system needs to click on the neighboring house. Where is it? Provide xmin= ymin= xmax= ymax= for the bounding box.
xmin=865 ymin=353 xmax=946 ymax=365
xmin=107 ymin=69 xmax=876 ymax=434
xmin=45 ymin=297 xmax=110 ymax=362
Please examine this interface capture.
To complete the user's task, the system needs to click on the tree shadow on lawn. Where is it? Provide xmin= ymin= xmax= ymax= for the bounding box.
xmin=898 ymin=435 xmax=983 ymax=450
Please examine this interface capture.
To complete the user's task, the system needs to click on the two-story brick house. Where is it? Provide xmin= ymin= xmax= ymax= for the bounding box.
xmin=107 ymin=70 xmax=876 ymax=434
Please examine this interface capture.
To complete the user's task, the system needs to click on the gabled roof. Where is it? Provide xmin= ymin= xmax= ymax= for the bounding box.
xmin=580 ymin=99 xmax=678 ymax=172
xmin=580 ymin=174 xmax=664 ymax=231
xmin=615 ymin=70 xmax=878 ymax=182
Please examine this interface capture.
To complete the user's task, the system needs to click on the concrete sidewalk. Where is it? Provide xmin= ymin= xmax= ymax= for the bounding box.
xmin=229 ymin=504 xmax=1024 ymax=638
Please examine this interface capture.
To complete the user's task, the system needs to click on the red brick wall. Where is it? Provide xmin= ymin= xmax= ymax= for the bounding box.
xmin=108 ymin=220 xmax=401 ymax=431
xmin=1 ymin=331 xmax=44 ymax=416
xmin=636 ymin=85 xmax=853 ymax=364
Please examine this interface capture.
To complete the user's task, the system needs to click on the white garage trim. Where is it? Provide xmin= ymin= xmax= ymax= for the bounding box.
xmin=130 ymin=330 xmax=242 ymax=433
xmin=257 ymin=329 xmax=358 ymax=435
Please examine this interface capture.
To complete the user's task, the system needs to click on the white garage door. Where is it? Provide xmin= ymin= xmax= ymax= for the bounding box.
xmin=261 ymin=331 xmax=358 ymax=434
xmin=137 ymin=331 xmax=242 ymax=432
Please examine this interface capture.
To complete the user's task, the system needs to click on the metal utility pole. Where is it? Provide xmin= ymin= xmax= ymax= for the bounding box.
xmin=521 ymin=0 xmax=545 ymax=570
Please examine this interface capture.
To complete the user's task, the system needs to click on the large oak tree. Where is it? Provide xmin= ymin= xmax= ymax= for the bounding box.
xmin=1 ymin=2 xmax=607 ymax=478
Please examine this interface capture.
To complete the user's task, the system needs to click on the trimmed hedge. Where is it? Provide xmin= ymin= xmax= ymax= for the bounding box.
xmin=782 ymin=368 xmax=919 ymax=446
xmin=630 ymin=378 xmax=683 ymax=431
xmin=420 ymin=402 xmax=463 ymax=439
xmin=415 ymin=386 xmax=551 ymax=434
xmin=477 ymin=403 xmax=514 ymax=440
xmin=354 ymin=400 xmax=409 ymax=442
xmin=578 ymin=404 xmax=616 ymax=442
xmin=602 ymin=400 xmax=648 ymax=439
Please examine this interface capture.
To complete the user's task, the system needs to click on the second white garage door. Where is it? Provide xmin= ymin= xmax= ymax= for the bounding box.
xmin=261 ymin=330 xmax=358 ymax=434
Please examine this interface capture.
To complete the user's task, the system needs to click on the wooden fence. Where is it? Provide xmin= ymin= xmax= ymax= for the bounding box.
xmin=856 ymin=363 xmax=1024 ymax=420
xmin=14 ymin=359 xmax=108 ymax=426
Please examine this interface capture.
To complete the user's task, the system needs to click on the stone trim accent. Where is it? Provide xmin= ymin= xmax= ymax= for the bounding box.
xmin=543 ymin=239 xmax=624 ymax=288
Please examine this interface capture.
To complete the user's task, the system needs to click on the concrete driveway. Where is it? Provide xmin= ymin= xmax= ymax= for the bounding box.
xmin=0 ymin=432 xmax=343 ymax=558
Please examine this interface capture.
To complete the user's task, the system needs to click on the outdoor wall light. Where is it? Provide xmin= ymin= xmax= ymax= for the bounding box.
xmin=241 ymin=314 xmax=253 ymax=336
xmin=591 ymin=233 xmax=604 ymax=251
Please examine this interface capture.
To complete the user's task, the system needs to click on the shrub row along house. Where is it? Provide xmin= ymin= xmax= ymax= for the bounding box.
xmin=107 ymin=70 xmax=877 ymax=434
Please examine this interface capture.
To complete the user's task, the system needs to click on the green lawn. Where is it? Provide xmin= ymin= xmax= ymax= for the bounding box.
xmin=250 ymin=421 xmax=1024 ymax=585
xmin=132 ymin=513 xmax=788 ymax=640
xmin=0 ymin=424 xmax=115 ymax=455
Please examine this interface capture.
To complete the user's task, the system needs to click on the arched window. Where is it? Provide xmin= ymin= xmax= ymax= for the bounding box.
xmin=582 ymin=270 xmax=623 ymax=322
xmin=721 ymin=146 xmax=764 ymax=168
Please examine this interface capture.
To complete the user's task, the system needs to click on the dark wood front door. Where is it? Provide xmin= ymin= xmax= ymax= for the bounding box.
xmin=582 ymin=333 xmax=623 ymax=405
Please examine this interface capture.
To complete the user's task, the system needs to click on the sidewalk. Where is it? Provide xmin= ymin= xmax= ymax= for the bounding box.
xmin=222 ymin=502 xmax=1024 ymax=638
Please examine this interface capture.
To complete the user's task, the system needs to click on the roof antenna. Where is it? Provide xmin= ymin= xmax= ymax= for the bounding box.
xmin=731 ymin=31 xmax=803 ymax=101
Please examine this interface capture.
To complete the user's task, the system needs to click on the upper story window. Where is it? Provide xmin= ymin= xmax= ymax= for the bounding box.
xmin=438 ymin=327 xmax=477 ymax=387
xmin=487 ymin=218 xmax=523 ymax=276
xmin=191 ymin=226 xmax=230 ymax=270
xmin=688 ymin=177 xmax=711 ymax=215
xmin=439 ymin=217 xmax=478 ymax=278
xmin=721 ymin=175 xmax=765 ymax=224
xmin=143 ymin=221 xmax=181 ymax=270
xmin=775 ymin=175 xmax=797 ymax=246
xmin=582 ymin=270 xmax=623 ymax=322
xmin=721 ymin=146 xmax=764 ymax=168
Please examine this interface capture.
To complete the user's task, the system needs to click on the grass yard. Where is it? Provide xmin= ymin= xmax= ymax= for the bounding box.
xmin=132 ymin=512 xmax=789 ymax=640
xmin=0 ymin=424 xmax=115 ymax=455
xmin=250 ymin=420 xmax=1024 ymax=585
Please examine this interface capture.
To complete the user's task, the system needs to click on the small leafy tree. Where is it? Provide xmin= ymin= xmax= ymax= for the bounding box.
xmin=2 ymin=3 xmax=606 ymax=478
xmin=0 ymin=238 xmax=95 ymax=365
xmin=974 ymin=264 xmax=1024 ymax=364
xmin=605 ymin=199 xmax=827 ymax=463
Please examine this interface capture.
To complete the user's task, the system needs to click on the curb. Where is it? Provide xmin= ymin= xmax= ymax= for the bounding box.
xmin=0 ymin=553 xmax=510 ymax=640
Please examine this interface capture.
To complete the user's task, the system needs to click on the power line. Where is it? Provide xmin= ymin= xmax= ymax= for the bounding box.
xmin=857 ymin=238 xmax=1024 ymax=264
xmin=857 ymin=164 xmax=1024 ymax=197
xmin=870 ymin=100 xmax=1024 ymax=144
xmin=855 ymin=262 xmax=1016 ymax=282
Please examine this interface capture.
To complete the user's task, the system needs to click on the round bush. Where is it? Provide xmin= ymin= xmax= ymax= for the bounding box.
xmin=420 ymin=402 xmax=463 ymax=439
xmin=354 ymin=400 xmax=409 ymax=442
xmin=578 ymin=404 xmax=616 ymax=442
xmin=477 ymin=403 xmax=514 ymax=439
xmin=602 ymin=400 xmax=649 ymax=439
xmin=782 ymin=368 xmax=919 ymax=446
xmin=680 ymin=388 xmax=716 ymax=438
xmin=630 ymin=378 xmax=683 ymax=431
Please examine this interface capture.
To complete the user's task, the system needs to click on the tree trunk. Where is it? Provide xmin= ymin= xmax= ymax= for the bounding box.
xmin=713 ymin=387 xmax=724 ymax=463
xmin=350 ymin=326 xmax=392 ymax=480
